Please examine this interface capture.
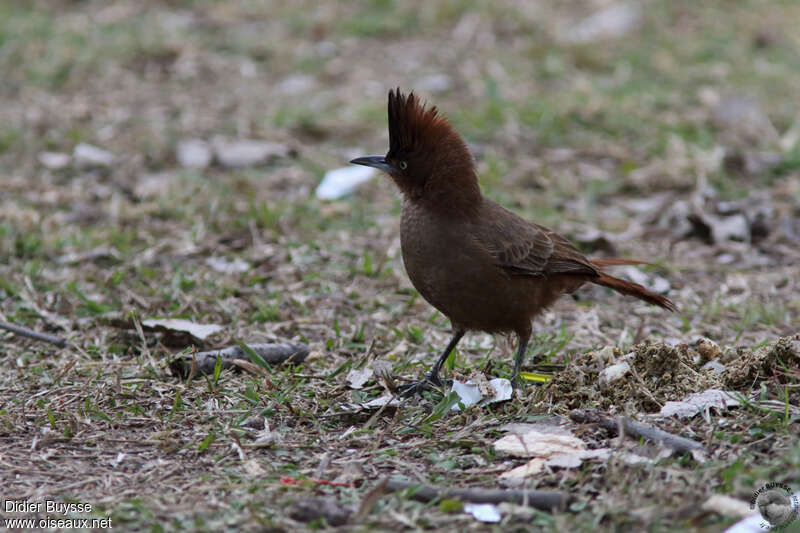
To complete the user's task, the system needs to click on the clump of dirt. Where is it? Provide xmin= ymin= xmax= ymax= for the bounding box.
xmin=723 ymin=335 xmax=800 ymax=388
xmin=545 ymin=336 xmax=800 ymax=412
xmin=546 ymin=342 xmax=721 ymax=413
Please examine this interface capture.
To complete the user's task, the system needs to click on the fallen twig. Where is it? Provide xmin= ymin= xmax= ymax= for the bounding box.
xmin=0 ymin=320 xmax=70 ymax=348
xmin=169 ymin=342 xmax=310 ymax=378
xmin=384 ymin=479 xmax=572 ymax=511
xmin=569 ymin=409 xmax=707 ymax=456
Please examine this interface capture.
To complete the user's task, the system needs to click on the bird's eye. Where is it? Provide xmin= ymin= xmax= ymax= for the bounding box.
xmin=399 ymin=161 xmax=408 ymax=170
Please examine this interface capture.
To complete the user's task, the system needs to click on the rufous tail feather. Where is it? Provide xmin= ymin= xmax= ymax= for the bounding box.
xmin=593 ymin=273 xmax=677 ymax=311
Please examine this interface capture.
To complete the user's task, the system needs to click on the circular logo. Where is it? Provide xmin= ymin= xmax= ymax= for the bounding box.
xmin=751 ymin=483 xmax=799 ymax=530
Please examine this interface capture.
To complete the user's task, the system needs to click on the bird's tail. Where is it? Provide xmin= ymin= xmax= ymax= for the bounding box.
xmin=589 ymin=258 xmax=676 ymax=311
xmin=592 ymin=272 xmax=677 ymax=311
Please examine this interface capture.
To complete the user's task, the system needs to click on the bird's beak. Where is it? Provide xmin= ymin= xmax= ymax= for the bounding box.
xmin=349 ymin=155 xmax=393 ymax=173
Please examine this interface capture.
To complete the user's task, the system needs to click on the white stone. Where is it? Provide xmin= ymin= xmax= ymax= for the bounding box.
xmin=74 ymin=143 xmax=115 ymax=167
xmin=38 ymin=151 xmax=71 ymax=170
xmin=212 ymin=138 xmax=289 ymax=168
xmin=176 ymin=139 xmax=212 ymax=169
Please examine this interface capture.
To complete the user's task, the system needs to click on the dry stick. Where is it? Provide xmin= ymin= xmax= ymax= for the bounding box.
xmin=0 ymin=320 xmax=70 ymax=348
xmin=383 ymin=479 xmax=572 ymax=511
xmin=170 ymin=343 xmax=310 ymax=378
xmin=569 ymin=409 xmax=707 ymax=455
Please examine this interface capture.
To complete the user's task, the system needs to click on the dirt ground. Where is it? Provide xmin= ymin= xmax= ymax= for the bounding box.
xmin=1 ymin=1 xmax=799 ymax=531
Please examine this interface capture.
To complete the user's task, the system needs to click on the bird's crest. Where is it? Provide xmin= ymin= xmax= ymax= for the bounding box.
xmin=387 ymin=88 xmax=455 ymax=153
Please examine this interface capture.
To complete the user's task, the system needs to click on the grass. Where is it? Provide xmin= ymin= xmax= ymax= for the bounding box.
xmin=0 ymin=1 xmax=799 ymax=531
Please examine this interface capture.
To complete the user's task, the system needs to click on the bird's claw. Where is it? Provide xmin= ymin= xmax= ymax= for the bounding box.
xmin=398 ymin=375 xmax=447 ymax=397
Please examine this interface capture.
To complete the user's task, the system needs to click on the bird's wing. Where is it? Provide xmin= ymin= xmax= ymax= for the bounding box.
xmin=476 ymin=203 xmax=598 ymax=278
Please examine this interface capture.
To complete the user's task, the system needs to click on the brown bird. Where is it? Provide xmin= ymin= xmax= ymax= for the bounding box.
xmin=351 ymin=89 xmax=676 ymax=392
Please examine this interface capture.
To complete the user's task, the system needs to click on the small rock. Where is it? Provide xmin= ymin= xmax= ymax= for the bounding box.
xmin=696 ymin=338 xmax=721 ymax=361
xmin=416 ymin=74 xmax=452 ymax=94
xmin=176 ymin=139 xmax=212 ymax=169
xmin=289 ymin=497 xmax=351 ymax=526
xmin=712 ymin=95 xmax=779 ymax=147
xmin=278 ymin=74 xmax=315 ymax=95
xmin=560 ymin=3 xmax=642 ymax=44
xmin=711 ymin=214 xmax=750 ymax=244
xmin=74 ymin=143 xmax=115 ymax=168
xmin=38 ymin=151 xmax=72 ymax=170
xmin=212 ymin=138 xmax=290 ymax=168
xmin=241 ymin=416 xmax=267 ymax=430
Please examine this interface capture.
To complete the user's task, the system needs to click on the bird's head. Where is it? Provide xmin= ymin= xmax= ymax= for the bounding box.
xmin=351 ymin=89 xmax=480 ymax=207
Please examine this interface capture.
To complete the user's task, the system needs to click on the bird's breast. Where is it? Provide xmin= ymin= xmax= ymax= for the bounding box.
xmin=399 ymin=204 xmax=464 ymax=303
xmin=399 ymin=202 xmax=529 ymax=331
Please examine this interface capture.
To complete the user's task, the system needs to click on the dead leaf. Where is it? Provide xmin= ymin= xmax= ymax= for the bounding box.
xmin=205 ymin=256 xmax=251 ymax=274
xmin=657 ymin=389 xmax=740 ymax=418
xmin=499 ymin=458 xmax=546 ymax=480
xmin=251 ymin=420 xmax=278 ymax=447
xmin=242 ymin=459 xmax=267 ymax=477
xmin=701 ymin=494 xmax=752 ymax=519
xmin=316 ymin=165 xmax=376 ymax=200
xmin=494 ymin=429 xmax=587 ymax=458
xmin=451 ymin=377 xmax=512 ymax=410
xmin=463 ymin=503 xmax=502 ymax=523
xmin=142 ymin=318 xmax=223 ymax=341
xmin=346 ymin=366 xmax=375 ymax=389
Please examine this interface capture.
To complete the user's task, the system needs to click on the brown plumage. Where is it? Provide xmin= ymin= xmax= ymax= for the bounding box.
xmin=351 ymin=89 xmax=676 ymax=391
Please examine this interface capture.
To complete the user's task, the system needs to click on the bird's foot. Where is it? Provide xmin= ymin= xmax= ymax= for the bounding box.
xmin=398 ymin=374 xmax=448 ymax=397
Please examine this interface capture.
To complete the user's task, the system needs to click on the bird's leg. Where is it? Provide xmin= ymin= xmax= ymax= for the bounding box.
xmin=400 ymin=329 xmax=465 ymax=397
xmin=510 ymin=331 xmax=531 ymax=389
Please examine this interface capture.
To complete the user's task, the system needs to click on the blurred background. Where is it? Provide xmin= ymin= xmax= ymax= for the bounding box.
xmin=2 ymin=0 xmax=798 ymax=348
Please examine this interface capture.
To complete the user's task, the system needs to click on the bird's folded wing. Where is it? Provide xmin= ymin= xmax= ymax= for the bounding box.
xmin=476 ymin=205 xmax=598 ymax=278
